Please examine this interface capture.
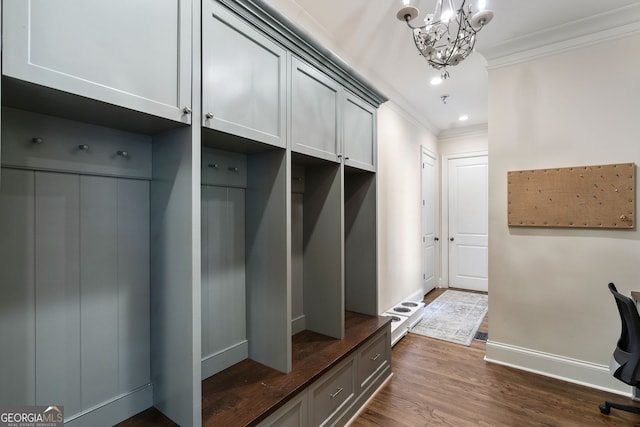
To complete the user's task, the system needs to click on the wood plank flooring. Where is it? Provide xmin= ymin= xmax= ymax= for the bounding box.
xmin=350 ymin=288 xmax=640 ymax=426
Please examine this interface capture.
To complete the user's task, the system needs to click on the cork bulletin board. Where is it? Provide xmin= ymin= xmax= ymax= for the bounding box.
xmin=507 ymin=163 xmax=635 ymax=228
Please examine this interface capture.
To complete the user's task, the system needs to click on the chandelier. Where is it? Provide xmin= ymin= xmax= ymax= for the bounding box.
xmin=396 ymin=0 xmax=493 ymax=79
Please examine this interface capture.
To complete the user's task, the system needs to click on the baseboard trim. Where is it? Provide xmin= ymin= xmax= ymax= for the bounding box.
xmin=65 ymin=384 xmax=153 ymax=426
xmin=485 ymin=340 xmax=631 ymax=397
xmin=291 ymin=314 xmax=306 ymax=335
xmin=202 ymin=340 xmax=249 ymax=380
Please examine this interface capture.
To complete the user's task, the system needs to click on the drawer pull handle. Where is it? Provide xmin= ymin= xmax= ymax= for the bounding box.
xmin=78 ymin=144 xmax=90 ymax=151
xmin=208 ymin=163 xmax=219 ymax=169
xmin=228 ymin=167 xmax=239 ymax=172
xmin=32 ymin=137 xmax=44 ymax=144
xmin=371 ymin=353 xmax=381 ymax=361
xmin=117 ymin=150 xmax=129 ymax=158
xmin=329 ymin=387 xmax=344 ymax=399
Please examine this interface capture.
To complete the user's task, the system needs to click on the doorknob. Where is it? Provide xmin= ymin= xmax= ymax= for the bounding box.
xmin=450 ymin=237 xmax=454 ymax=241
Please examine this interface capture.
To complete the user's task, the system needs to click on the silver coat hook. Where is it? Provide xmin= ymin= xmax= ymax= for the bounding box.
xmin=117 ymin=150 xmax=129 ymax=158
xmin=32 ymin=137 xmax=44 ymax=144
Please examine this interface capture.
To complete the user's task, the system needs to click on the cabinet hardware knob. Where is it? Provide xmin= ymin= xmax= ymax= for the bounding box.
xmin=450 ymin=237 xmax=454 ymax=241
xmin=228 ymin=167 xmax=239 ymax=172
xmin=371 ymin=353 xmax=381 ymax=361
xmin=208 ymin=163 xmax=219 ymax=169
xmin=78 ymin=144 xmax=90 ymax=150
xmin=205 ymin=112 xmax=214 ymax=119
xmin=32 ymin=137 xmax=44 ymax=144
xmin=337 ymin=154 xmax=343 ymax=160
xmin=329 ymin=387 xmax=344 ymax=399
xmin=292 ymin=176 xmax=302 ymax=181
xmin=117 ymin=150 xmax=129 ymax=158
xmin=434 ymin=237 xmax=439 ymax=241
xmin=183 ymin=106 xmax=192 ymax=115
xmin=345 ymin=156 xmax=350 ymax=160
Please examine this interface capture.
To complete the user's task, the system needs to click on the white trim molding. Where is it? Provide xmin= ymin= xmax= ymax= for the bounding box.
xmin=485 ymin=340 xmax=631 ymax=397
xmin=483 ymin=3 xmax=640 ymax=69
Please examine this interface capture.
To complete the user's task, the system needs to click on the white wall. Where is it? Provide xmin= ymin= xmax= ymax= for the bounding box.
xmin=486 ymin=34 xmax=640 ymax=393
xmin=377 ymin=103 xmax=438 ymax=312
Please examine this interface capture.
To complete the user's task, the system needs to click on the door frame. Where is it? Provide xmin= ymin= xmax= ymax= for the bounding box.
xmin=421 ymin=146 xmax=439 ymax=294
xmin=441 ymin=150 xmax=488 ymax=288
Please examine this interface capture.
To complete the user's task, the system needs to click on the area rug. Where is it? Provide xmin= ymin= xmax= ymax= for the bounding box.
xmin=411 ymin=290 xmax=488 ymax=346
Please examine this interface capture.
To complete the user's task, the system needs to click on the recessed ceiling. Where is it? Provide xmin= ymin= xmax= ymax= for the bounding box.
xmin=265 ymin=0 xmax=640 ymax=134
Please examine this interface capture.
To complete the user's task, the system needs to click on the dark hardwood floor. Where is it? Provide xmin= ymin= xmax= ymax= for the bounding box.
xmin=350 ymin=288 xmax=640 ymax=426
xmin=118 ymin=288 xmax=640 ymax=426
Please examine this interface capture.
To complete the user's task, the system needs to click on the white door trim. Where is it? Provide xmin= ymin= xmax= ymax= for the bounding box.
xmin=441 ymin=150 xmax=488 ymax=288
xmin=421 ymin=146 xmax=439 ymax=293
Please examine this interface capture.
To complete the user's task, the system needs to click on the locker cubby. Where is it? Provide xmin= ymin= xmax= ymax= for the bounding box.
xmin=344 ymin=168 xmax=378 ymax=316
xmin=0 ymin=108 xmax=157 ymax=426
xmin=201 ymin=129 xmax=290 ymax=375
xmin=291 ymin=153 xmax=344 ymax=341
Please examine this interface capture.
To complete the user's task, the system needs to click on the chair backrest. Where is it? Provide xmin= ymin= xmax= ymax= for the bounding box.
xmin=608 ymin=282 xmax=640 ymax=386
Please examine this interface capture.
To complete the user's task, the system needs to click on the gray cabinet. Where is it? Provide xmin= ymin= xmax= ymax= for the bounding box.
xmin=291 ymin=58 xmax=342 ymax=162
xmin=2 ymin=0 xmax=192 ymax=124
xmin=343 ymin=93 xmax=377 ymax=172
xmin=203 ymin=2 xmax=287 ymax=147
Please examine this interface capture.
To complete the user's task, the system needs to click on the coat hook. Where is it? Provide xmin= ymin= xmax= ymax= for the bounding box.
xmin=117 ymin=150 xmax=129 ymax=158
xmin=78 ymin=144 xmax=90 ymax=151
xmin=208 ymin=163 xmax=219 ymax=169
xmin=32 ymin=137 xmax=44 ymax=144
xmin=228 ymin=167 xmax=239 ymax=172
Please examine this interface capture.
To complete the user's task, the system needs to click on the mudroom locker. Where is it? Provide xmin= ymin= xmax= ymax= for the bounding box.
xmin=0 ymin=107 xmax=152 ymax=424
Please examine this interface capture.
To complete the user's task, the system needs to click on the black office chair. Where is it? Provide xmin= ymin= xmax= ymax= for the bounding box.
xmin=599 ymin=282 xmax=640 ymax=415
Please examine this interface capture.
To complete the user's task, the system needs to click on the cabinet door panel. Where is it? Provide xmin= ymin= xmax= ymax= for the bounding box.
xmin=34 ymin=172 xmax=81 ymax=415
xmin=204 ymin=4 xmax=286 ymax=147
xmin=3 ymin=0 xmax=191 ymax=123
xmin=0 ymin=168 xmax=36 ymax=405
xmin=343 ymin=93 xmax=376 ymax=171
xmin=291 ymin=58 xmax=341 ymax=162
xmin=80 ymin=176 xmax=119 ymax=409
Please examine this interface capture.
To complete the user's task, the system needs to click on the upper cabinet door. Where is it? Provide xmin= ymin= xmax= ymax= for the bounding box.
xmin=203 ymin=2 xmax=287 ymax=148
xmin=2 ymin=0 xmax=192 ymax=124
xmin=343 ymin=93 xmax=376 ymax=172
xmin=290 ymin=57 xmax=342 ymax=163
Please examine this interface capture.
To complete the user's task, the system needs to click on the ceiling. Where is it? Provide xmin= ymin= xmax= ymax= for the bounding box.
xmin=265 ymin=0 xmax=640 ymax=135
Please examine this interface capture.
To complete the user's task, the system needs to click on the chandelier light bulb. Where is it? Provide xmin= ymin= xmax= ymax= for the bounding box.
xmin=403 ymin=0 xmax=410 ymax=5
xmin=477 ymin=0 xmax=486 ymax=10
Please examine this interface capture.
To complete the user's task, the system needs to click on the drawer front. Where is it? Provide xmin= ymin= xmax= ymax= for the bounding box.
xmin=309 ymin=357 xmax=356 ymax=427
xmin=357 ymin=329 xmax=390 ymax=390
xmin=201 ymin=147 xmax=247 ymax=188
xmin=257 ymin=391 xmax=307 ymax=427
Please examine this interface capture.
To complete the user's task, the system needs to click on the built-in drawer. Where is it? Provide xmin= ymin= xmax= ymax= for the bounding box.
xmin=357 ymin=328 xmax=390 ymax=391
xmin=257 ymin=390 xmax=307 ymax=427
xmin=308 ymin=357 xmax=356 ymax=427
xmin=201 ymin=146 xmax=247 ymax=188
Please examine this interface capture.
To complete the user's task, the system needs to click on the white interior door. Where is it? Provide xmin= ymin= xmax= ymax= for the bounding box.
xmin=448 ymin=155 xmax=488 ymax=292
xmin=422 ymin=149 xmax=437 ymax=294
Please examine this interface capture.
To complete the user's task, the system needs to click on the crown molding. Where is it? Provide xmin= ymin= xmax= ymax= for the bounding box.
xmin=482 ymin=3 xmax=640 ymax=69
xmin=438 ymin=123 xmax=488 ymax=140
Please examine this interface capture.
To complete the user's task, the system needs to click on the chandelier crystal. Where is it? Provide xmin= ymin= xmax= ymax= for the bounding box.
xmin=396 ymin=0 xmax=493 ymax=79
